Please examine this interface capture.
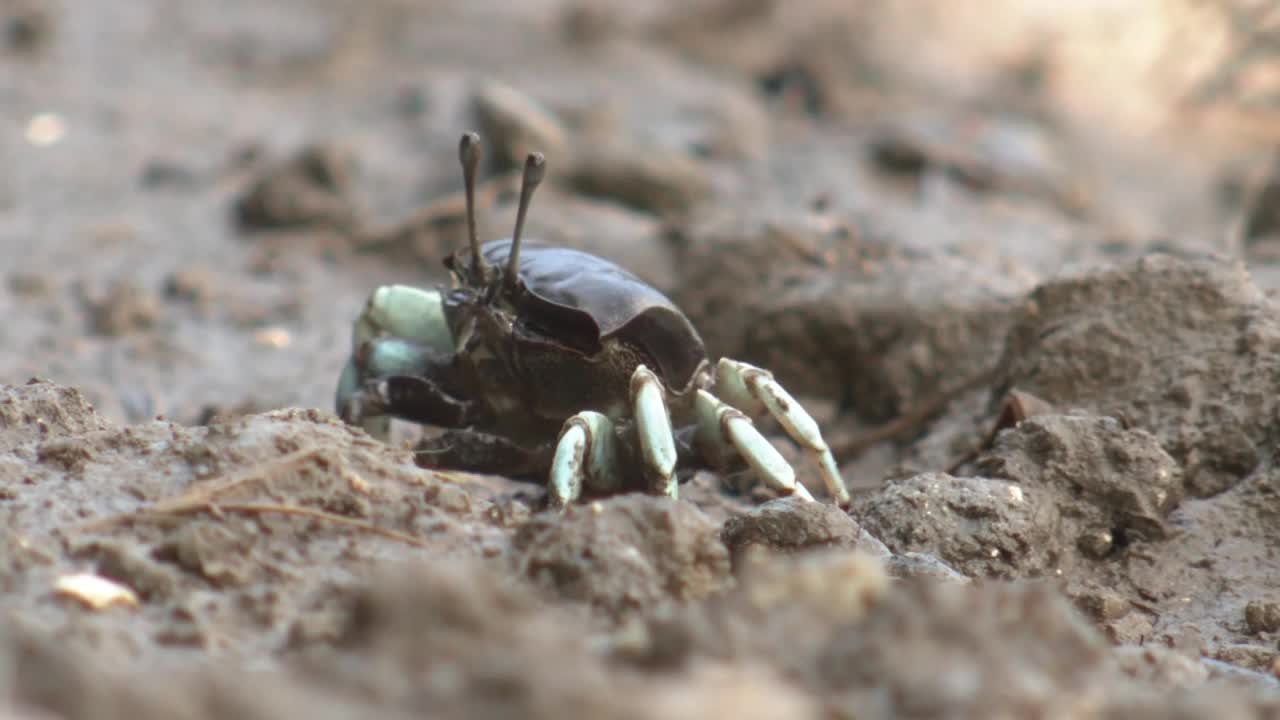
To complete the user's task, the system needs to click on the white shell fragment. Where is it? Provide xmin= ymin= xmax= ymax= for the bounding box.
xmin=54 ymin=572 xmax=139 ymax=610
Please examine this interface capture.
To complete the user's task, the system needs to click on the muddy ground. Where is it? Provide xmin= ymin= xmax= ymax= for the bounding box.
xmin=4 ymin=1 xmax=1280 ymax=718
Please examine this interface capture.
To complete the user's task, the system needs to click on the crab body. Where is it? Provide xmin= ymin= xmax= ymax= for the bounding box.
xmin=337 ymin=132 xmax=849 ymax=508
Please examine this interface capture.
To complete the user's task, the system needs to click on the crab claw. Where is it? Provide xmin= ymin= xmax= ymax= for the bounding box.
xmin=714 ymin=359 xmax=849 ymax=506
xmin=550 ymin=411 xmax=618 ymax=509
xmin=695 ymin=389 xmax=815 ymax=502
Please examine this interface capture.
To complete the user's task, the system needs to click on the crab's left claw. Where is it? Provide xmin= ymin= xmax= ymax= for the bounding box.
xmin=703 ymin=359 xmax=849 ymax=506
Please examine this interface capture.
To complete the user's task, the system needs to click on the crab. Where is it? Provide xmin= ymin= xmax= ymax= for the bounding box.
xmin=335 ymin=132 xmax=850 ymax=509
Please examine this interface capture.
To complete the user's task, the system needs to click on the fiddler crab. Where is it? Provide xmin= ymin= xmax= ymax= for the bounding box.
xmin=336 ymin=132 xmax=850 ymax=509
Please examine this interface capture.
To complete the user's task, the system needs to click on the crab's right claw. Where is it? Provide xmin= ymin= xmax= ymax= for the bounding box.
xmin=550 ymin=411 xmax=618 ymax=510
xmin=694 ymin=389 xmax=815 ymax=502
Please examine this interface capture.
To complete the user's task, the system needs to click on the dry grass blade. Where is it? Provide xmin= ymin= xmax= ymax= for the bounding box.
xmin=151 ymin=501 xmax=428 ymax=548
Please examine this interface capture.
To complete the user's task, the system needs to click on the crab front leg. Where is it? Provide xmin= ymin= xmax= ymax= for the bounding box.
xmin=336 ymin=284 xmax=467 ymax=438
xmin=549 ymin=411 xmax=620 ymax=508
xmin=549 ymin=366 xmax=675 ymax=507
xmin=547 ymin=365 xmax=679 ymax=508
xmin=703 ymin=358 xmax=849 ymax=506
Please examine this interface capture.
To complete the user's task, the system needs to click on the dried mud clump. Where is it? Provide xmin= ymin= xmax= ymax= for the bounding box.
xmin=617 ymin=552 xmax=1251 ymax=719
xmin=0 ymin=380 xmax=108 ymax=451
xmin=513 ymin=495 xmax=731 ymax=618
xmin=996 ymin=253 xmax=1280 ymax=497
xmin=977 ymin=414 xmax=1184 ymax=558
xmin=855 ymin=472 xmax=1059 ymax=578
xmin=291 ymin=561 xmax=630 ymax=720
xmin=720 ymin=496 xmax=886 ymax=566
xmin=857 ymin=414 xmax=1187 ymax=580
xmin=234 ymin=144 xmax=358 ymax=232
xmin=816 ymin=581 xmax=1111 ymax=719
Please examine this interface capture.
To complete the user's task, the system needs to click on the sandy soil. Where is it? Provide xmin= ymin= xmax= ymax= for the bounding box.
xmin=4 ymin=1 xmax=1280 ymax=717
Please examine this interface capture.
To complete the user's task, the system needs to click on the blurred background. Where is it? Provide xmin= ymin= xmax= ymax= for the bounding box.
xmin=1 ymin=0 xmax=1276 ymax=430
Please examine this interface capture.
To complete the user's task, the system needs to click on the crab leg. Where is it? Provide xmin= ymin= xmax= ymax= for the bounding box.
xmin=713 ymin=359 xmax=849 ymax=506
xmin=695 ymin=390 xmax=815 ymax=501
xmin=631 ymin=365 xmax=679 ymax=499
xmin=549 ymin=411 xmax=618 ymax=509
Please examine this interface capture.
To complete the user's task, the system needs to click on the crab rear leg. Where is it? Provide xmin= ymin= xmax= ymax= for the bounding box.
xmin=549 ymin=411 xmax=619 ymax=508
xmin=711 ymin=358 xmax=849 ymax=506
xmin=695 ymin=390 xmax=815 ymax=502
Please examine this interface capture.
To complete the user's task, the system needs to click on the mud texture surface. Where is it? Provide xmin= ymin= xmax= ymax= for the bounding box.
xmin=5 ymin=1 xmax=1280 ymax=718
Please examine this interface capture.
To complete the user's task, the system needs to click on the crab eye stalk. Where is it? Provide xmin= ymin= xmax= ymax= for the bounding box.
xmin=459 ymin=131 xmax=489 ymax=284
xmin=504 ymin=151 xmax=546 ymax=292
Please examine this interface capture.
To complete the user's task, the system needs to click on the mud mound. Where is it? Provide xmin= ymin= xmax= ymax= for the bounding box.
xmin=513 ymin=495 xmax=731 ymax=618
xmin=996 ymin=253 xmax=1280 ymax=498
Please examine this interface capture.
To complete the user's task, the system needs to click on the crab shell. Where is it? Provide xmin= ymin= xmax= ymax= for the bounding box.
xmin=446 ymin=238 xmax=709 ymax=393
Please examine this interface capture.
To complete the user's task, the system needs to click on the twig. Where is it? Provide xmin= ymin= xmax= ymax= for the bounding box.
xmin=78 ymin=447 xmax=325 ymax=533
xmin=832 ymin=366 xmax=998 ymax=463
xmin=156 ymin=447 xmax=324 ymax=512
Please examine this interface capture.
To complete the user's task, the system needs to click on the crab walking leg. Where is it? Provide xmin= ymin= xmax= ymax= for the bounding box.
xmin=630 ymin=366 xmax=679 ymax=499
xmin=715 ymin=359 xmax=850 ymax=506
xmin=695 ymin=390 xmax=815 ymax=502
xmin=549 ymin=411 xmax=618 ymax=508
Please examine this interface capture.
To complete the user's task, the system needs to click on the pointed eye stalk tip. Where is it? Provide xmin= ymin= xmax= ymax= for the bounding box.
xmin=459 ymin=131 xmax=487 ymax=283
xmin=459 ymin=131 xmax=481 ymax=166
xmin=523 ymin=151 xmax=546 ymax=186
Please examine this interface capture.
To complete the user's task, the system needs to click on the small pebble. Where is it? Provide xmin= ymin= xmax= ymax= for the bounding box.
xmin=1245 ymin=599 xmax=1280 ymax=635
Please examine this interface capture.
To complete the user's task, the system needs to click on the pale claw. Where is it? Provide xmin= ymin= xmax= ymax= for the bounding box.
xmin=716 ymin=359 xmax=850 ymax=506
xmin=336 ymin=358 xmax=392 ymax=440
xmin=338 ymin=286 xmax=453 ymax=442
xmin=631 ymin=365 xmax=678 ymax=499
xmin=695 ymin=390 xmax=815 ymax=502
xmin=550 ymin=411 xmax=617 ymax=509
xmin=352 ymin=285 xmax=453 ymax=352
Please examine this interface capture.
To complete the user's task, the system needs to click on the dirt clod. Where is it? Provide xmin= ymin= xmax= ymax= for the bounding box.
xmin=513 ymin=495 xmax=730 ymax=618
xmin=234 ymin=144 xmax=358 ymax=232
xmin=856 ymin=472 xmax=1058 ymax=578
xmin=720 ymin=496 xmax=884 ymax=566
xmin=978 ymin=414 xmax=1184 ymax=542
xmin=82 ymin=280 xmax=161 ymax=337
xmin=1245 ymin=600 xmax=1280 ymax=636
